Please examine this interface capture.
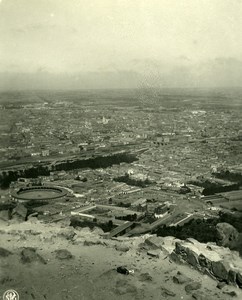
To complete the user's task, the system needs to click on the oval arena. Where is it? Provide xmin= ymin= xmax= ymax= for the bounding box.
xmin=11 ymin=186 xmax=67 ymax=202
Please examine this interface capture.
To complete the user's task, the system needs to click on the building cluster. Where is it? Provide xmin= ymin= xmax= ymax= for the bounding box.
xmin=0 ymin=89 xmax=242 ymax=233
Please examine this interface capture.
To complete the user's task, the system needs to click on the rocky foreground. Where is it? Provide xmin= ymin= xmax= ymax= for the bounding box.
xmin=0 ymin=219 xmax=242 ymax=300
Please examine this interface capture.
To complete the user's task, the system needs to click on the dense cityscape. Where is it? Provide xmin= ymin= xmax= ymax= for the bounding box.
xmin=0 ymin=88 xmax=241 ymax=236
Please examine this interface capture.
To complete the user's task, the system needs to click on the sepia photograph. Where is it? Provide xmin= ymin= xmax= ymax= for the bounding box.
xmin=0 ymin=0 xmax=242 ymax=299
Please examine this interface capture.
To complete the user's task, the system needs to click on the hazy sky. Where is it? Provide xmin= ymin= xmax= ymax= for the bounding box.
xmin=1 ymin=0 xmax=242 ymax=89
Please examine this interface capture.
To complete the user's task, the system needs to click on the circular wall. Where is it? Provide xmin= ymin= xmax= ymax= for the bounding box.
xmin=11 ymin=186 xmax=67 ymax=201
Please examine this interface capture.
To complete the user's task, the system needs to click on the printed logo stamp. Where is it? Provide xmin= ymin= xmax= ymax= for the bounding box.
xmin=3 ymin=289 xmax=19 ymax=300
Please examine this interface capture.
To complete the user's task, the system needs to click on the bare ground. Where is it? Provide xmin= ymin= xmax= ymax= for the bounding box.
xmin=0 ymin=220 xmax=241 ymax=300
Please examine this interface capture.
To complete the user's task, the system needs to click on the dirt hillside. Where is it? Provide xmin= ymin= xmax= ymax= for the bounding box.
xmin=0 ymin=219 xmax=241 ymax=300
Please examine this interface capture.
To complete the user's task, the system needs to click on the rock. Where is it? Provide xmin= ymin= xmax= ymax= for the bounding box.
xmin=0 ymin=210 xmax=10 ymax=221
xmin=212 ymin=260 xmax=230 ymax=281
xmin=223 ymin=290 xmax=238 ymax=297
xmin=115 ymin=244 xmax=130 ymax=252
xmin=138 ymin=272 xmax=153 ymax=282
xmin=27 ymin=212 xmax=38 ymax=219
xmin=21 ymin=247 xmax=46 ymax=264
xmin=237 ymin=235 xmax=242 ymax=257
xmin=11 ymin=204 xmax=27 ymax=222
xmin=192 ymin=291 xmax=207 ymax=300
xmin=216 ymin=223 xmax=239 ymax=248
xmin=203 ymin=268 xmax=217 ymax=280
xmin=228 ymin=269 xmax=237 ymax=284
xmin=27 ymin=212 xmax=39 ymax=222
xmin=198 ymin=254 xmax=212 ymax=269
xmin=175 ymin=242 xmax=187 ymax=260
xmin=57 ymin=229 xmax=76 ymax=241
xmin=92 ymin=227 xmax=104 ymax=235
xmin=216 ymin=281 xmax=226 ymax=289
xmin=185 ymin=282 xmax=202 ymax=293
xmin=237 ymin=271 xmax=242 ymax=288
xmin=137 ymin=242 xmax=150 ymax=251
xmin=55 ymin=249 xmax=73 ymax=260
xmin=160 ymin=286 xmax=176 ymax=297
xmin=84 ymin=239 xmax=105 ymax=246
xmin=0 ymin=247 xmax=12 ymax=257
xmin=173 ymin=271 xmax=192 ymax=284
xmin=186 ymin=247 xmax=199 ymax=268
xmin=145 ymin=236 xmax=164 ymax=250
xmin=170 ymin=250 xmax=184 ymax=264
xmin=174 ymin=242 xmax=201 ymax=269
xmin=147 ymin=249 xmax=161 ymax=258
